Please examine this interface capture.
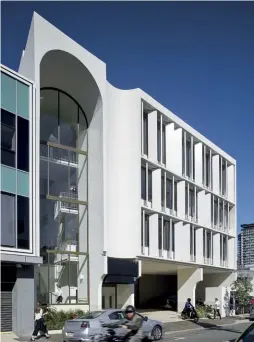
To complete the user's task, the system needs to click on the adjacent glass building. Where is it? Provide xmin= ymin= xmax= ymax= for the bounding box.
xmin=0 ymin=65 xmax=41 ymax=335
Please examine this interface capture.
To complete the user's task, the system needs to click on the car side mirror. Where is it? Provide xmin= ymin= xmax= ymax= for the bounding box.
xmin=144 ymin=316 xmax=148 ymax=321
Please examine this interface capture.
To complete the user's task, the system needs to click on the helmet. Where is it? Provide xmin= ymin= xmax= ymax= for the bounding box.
xmin=125 ymin=305 xmax=136 ymax=314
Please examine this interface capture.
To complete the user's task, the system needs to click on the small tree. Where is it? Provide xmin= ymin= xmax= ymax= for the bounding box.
xmin=231 ymin=277 xmax=253 ymax=315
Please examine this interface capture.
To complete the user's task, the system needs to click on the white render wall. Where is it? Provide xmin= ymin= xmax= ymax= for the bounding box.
xmin=17 ymin=12 xmax=237 ymax=311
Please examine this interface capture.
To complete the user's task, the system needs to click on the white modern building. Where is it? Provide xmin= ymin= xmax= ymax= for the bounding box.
xmin=1 ymin=12 xmax=237 ymax=335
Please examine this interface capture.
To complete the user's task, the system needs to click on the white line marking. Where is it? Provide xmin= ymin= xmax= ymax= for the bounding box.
xmin=174 ymin=338 xmax=185 ymax=340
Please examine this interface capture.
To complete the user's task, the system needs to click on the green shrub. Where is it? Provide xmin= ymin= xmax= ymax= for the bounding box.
xmin=44 ymin=307 xmax=86 ymax=330
xmin=196 ymin=304 xmax=213 ymax=319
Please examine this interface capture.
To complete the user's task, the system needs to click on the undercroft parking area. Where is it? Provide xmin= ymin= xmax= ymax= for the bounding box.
xmin=135 ymin=274 xmax=177 ymax=311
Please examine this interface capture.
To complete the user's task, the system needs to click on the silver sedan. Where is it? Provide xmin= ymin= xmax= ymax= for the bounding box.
xmin=62 ymin=309 xmax=165 ymax=342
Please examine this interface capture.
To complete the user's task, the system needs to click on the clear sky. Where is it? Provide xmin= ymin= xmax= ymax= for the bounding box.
xmin=1 ymin=1 xmax=254 ymax=231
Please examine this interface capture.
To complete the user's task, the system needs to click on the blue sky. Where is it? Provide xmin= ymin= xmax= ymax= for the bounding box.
xmin=1 ymin=2 xmax=254 ymax=231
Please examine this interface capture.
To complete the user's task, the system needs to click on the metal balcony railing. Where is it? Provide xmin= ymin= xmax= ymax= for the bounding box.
xmin=40 ymin=142 xmax=78 ymax=165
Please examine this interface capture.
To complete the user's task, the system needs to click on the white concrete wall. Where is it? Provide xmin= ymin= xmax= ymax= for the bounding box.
xmin=177 ymin=267 xmax=203 ymax=312
xmin=117 ymin=284 xmax=134 ymax=308
xmin=105 ymin=84 xmax=141 ymax=259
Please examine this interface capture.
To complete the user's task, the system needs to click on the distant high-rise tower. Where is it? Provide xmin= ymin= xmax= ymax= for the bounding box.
xmin=238 ymin=223 xmax=254 ymax=268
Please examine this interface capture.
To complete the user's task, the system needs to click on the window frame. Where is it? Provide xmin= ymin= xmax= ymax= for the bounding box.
xmin=1 ymin=109 xmax=16 ymax=168
xmin=0 ymin=191 xmax=31 ymax=252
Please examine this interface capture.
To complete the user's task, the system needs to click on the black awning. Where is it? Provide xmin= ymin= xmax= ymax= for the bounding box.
xmin=103 ymin=275 xmax=135 ymax=284
xmin=107 ymin=257 xmax=139 ymax=277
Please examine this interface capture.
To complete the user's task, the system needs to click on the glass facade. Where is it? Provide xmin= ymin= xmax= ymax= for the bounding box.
xmin=0 ymin=70 xmax=30 ymax=251
xmin=38 ymin=88 xmax=89 ymax=304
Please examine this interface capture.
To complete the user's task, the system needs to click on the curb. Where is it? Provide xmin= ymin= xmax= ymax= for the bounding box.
xmin=165 ymin=319 xmax=250 ymax=336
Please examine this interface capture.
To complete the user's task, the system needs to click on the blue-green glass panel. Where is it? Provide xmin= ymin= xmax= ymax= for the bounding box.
xmin=1 ymin=72 xmax=17 ymax=113
xmin=17 ymin=81 xmax=29 ymax=119
xmin=1 ymin=165 xmax=16 ymax=194
xmin=17 ymin=170 xmax=29 ymax=197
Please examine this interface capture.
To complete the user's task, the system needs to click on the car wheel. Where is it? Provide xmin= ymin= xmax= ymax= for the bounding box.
xmin=151 ymin=325 xmax=162 ymax=341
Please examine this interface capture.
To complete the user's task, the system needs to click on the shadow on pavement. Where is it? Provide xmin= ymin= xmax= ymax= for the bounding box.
xmin=192 ymin=319 xmax=244 ymax=334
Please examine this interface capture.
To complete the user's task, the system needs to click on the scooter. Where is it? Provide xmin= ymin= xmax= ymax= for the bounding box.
xmin=181 ymin=308 xmax=199 ymax=323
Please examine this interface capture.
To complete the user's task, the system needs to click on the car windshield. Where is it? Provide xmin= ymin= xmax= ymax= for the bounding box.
xmin=80 ymin=311 xmax=104 ymax=319
xmin=240 ymin=324 xmax=254 ymax=341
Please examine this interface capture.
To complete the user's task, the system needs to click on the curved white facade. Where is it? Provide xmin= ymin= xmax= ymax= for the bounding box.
xmin=18 ymin=12 xmax=237 ymax=314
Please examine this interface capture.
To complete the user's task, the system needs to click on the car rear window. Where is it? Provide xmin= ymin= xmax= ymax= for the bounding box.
xmin=80 ymin=311 xmax=104 ymax=319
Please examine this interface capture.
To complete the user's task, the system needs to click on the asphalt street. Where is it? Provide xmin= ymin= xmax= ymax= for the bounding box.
xmin=11 ymin=322 xmax=251 ymax=342
xmin=164 ymin=322 xmax=251 ymax=341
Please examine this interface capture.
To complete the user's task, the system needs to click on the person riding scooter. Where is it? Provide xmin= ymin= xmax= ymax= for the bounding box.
xmin=184 ymin=298 xmax=195 ymax=318
xmin=120 ymin=305 xmax=143 ymax=342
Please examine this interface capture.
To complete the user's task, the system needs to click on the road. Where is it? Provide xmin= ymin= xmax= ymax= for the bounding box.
xmin=165 ymin=322 xmax=250 ymax=342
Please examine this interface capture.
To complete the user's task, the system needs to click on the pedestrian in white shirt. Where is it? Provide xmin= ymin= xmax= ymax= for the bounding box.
xmin=213 ymin=298 xmax=221 ymax=319
xmin=54 ymin=285 xmax=63 ymax=304
xmin=30 ymin=302 xmax=50 ymax=341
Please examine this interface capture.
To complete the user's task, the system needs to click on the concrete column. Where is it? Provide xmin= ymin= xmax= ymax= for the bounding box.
xmin=177 ymin=267 xmax=203 ymax=312
xmin=117 ymin=284 xmax=134 ymax=308
xmin=152 ymin=169 xmax=161 ymax=211
xmin=149 ymin=214 xmax=159 ymax=257
xmin=194 ymin=143 xmax=203 ymax=186
xmin=177 ymin=181 xmax=185 ymax=219
xmin=12 ymin=266 xmax=35 ymax=337
xmin=166 ymin=124 xmax=183 ymax=174
xmin=212 ymin=155 xmax=220 ymax=194
xmin=195 ymin=228 xmax=204 ymax=264
xmin=148 ymin=110 xmax=157 ymax=162
xmin=227 ymin=165 xmax=235 ymax=203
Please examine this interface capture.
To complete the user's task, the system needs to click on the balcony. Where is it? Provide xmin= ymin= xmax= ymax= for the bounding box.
xmin=54 ymin=240 xmax=79 ymax=263
xmin=40 ymin=142 xmax=78 ymax=167
xmin=54 ymin=192 xmax=79 ymax=218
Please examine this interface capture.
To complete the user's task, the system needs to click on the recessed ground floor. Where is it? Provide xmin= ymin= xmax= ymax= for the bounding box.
xmin=1 ymin=257 xmax=237 ymax=337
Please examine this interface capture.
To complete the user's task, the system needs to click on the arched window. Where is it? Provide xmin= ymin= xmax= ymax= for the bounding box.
xmin=40 ymin=87 xmax=88 ymax=150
